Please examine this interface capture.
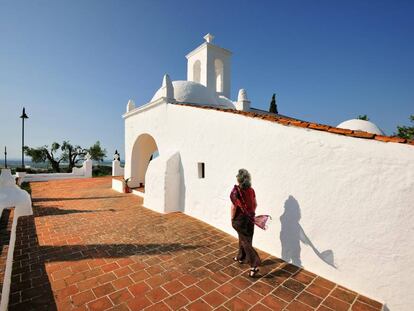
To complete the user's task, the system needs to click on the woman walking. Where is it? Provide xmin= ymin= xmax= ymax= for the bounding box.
xmin=230 ymin=169 xmax=261 ymax=277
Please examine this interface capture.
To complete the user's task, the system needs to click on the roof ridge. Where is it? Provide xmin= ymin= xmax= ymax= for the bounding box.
xmin=174 ymin=103 xmax=414 ymax=147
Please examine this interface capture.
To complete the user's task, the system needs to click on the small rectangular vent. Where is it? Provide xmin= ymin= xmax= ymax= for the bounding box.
xmin=198 ymin=162 xmax=205 ymax=179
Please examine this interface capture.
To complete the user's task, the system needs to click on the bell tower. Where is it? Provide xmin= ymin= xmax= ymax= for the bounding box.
xmin=186 ymin=34 xmax=232 ymax=99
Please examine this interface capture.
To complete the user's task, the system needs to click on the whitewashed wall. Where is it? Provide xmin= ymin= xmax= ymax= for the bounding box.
xmin=123 ymin=101 xmax=414 ymax=310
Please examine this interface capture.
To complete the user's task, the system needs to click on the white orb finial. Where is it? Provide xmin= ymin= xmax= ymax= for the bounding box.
xmin=238 ymin=89 xmax=249 ymax=102
xmin=204 ymin=33 xmax=214 ymax=43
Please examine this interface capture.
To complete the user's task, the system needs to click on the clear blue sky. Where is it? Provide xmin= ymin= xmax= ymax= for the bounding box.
xmin=1 ymin=0 xmax=413 ymax=159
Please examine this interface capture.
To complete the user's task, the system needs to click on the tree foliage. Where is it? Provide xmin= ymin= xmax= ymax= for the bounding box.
xmin=24 ymin=141 xmax=107 ymax=173
xmin=395 ymin=115 xmax=414 ymax=140
xmin=23 ymin=146 xmax=47 ymax=163
xmin=357 ymin=115 xmax=369 ymax=121
xmin=61 ymin=141 xmax=87 ymax=170
xmin=269 ymin=94 xmax=278 ymax=114
xmin=24 ymin=143 xmax=62 ymax=172
xmin=88 ymin=141 xmax=106 ymax=162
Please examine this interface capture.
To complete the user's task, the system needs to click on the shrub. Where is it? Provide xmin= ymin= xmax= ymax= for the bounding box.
xmin=20 ymin=182 xmax=31 ymax=195
xmin=92 ymin=165 xmax=112 ymax=177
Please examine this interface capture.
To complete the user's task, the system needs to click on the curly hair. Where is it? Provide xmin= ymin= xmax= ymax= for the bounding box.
xmin=236 ymin=168 xmax=251 ymax=189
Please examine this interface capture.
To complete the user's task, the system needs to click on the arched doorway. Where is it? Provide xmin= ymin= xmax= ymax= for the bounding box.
xmin=129 ymin=133 xmax=159 ymax=189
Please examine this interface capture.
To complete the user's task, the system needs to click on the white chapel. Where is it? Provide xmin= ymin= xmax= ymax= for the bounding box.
xmin=112 ymin=34 xmax=414 ymax=311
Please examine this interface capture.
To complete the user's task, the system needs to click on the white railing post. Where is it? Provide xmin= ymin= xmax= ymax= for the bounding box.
xmin=83 ymin=153 xmax=93 ymax=178
xmin=112 ymin=151 xmax=124 ymax=177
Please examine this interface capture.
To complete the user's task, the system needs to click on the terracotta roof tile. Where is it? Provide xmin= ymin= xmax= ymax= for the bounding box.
xmin=374 ymin=135 xmax=406 ymax=143
xmin=277 ymin=119 xmax=291 ymax=126
xmin=328 ymin=127 xmax=353 ymax=135
xmin=262 ymin=115 xmax=277 ymax=122
xmin=308 ymin=123 xmax=331 ymax=131
xmin=348 ymin=131 xmax=375 ymax=139
xmin=290 ymin=120 xmax=310 ymax=128
xmin=174 ymin=103 xmax=413 ymax=147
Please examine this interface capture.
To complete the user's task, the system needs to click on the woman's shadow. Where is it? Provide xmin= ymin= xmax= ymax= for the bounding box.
xmin=280 ymin=195 xmax=336 ymax=268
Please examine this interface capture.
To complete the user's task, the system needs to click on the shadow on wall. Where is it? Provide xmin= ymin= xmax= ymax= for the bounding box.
xmin=178 ymin=158 xmax=186 ymax=212
xmin=280 ymin=195 xmax=336 ymax=268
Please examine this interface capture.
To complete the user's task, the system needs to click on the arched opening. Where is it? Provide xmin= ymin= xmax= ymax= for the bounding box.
xmin=130 ymin=133 xmax=159 ymax=190
xmin=193 ymin=60 xmax=201 ymax=83
xmin=215 ymin=59 xmax=224 ymax=93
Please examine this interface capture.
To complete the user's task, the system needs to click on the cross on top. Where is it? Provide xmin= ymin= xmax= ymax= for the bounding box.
xmin=204 ymin=33 xmax=214 ymax=43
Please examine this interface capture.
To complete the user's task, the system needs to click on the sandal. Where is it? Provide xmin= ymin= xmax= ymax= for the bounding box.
xmin=233 ymin=257 xmax=243 ymax=264
xmin=249 ymin=267 xmax=259 ymax=278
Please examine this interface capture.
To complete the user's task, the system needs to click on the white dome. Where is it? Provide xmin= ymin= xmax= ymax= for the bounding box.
xmin=151 ymin=80 xmax=235 ymax=109
xmin=217 ymin=95 xmax=235 ymax=107
xmin=337 ymin=119 xmax=385 ymax=135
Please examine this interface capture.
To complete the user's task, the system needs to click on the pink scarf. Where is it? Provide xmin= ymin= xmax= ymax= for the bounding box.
xmin=230 ymin=185 xmax=272 ymax=230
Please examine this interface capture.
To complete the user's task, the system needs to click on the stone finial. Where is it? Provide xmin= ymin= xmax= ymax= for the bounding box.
xmin=204 ymin=33 xmax=214 ymax=43
xmin=114 ymin=150 xmax=120 ymax=161
xmin=126 ymin=99 xmax=135 ymax=112
xmin=236 ymin=88 xmax=251 ymax=111
xmin=161 ymin=74 xmax=174 ymax=100
xmin=162 ymin=74 xmax=171 ymax=87
xmin=85 ymin=152 xmax=91 ymax=160
xmin=238 ymin=89 xmax=249 ymax=102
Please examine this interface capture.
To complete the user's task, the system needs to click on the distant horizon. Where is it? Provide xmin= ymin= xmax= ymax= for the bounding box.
xmin=3 ymin=158 xmax=117 ymax=162
xmin=1 ymin=158 xmax=123 ymax=170
xmin=1 ymin=0 xmax=413 ymax=158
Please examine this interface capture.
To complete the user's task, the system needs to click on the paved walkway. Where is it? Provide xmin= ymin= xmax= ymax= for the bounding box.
xmin=7 ymin=177 xmax=382 ymax=311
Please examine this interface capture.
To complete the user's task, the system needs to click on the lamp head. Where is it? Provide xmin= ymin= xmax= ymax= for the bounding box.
xmin=20 ymin=107 xmax=29 ymax=119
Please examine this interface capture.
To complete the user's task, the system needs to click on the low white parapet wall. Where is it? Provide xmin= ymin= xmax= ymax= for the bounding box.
xmin=0 ymin=169 xmax=33 ymax=311
xmin=17 ymin=158 xmax=92 ymax=183
xmin=112 ymin=178 xmax=124 ymax=193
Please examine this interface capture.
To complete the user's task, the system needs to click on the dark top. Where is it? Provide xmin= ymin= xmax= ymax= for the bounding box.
xmin=230 ymin=185 xmax=256 ymax=216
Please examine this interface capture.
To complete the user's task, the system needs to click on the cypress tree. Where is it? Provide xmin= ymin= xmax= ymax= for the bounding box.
xmin=269 ymin=93 xmax=278 ymax=114
xmin=395 ymin=115 xmax=414 ymax=140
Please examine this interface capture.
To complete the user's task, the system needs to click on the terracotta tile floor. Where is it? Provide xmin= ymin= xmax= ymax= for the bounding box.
xmin=6 ymin=177 xmax=383 ymax=311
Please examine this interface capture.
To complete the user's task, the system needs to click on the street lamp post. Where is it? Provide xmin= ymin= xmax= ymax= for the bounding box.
xmin=20 ymin=107 xmax=29 ymax=169
xmin=4 ymin=146 xmax=7 ymax=169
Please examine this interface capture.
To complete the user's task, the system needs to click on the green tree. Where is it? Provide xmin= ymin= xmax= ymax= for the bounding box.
xmin=395 ymin=115 xmax=414 ymax=140
xmin=357 ymin=115 xmax=369 ymax=121
xmin=24 ymin=141 xmax=107 ymax=172
xmin=269 ymin=94 xmax=278 ymax=114
xmin=61 ymin=141 xmax=87 ymax=171
xmin=88 ymin=141 xmax=107 ymax=163
xmin=24 ymin=143 xmax=63 ymax=172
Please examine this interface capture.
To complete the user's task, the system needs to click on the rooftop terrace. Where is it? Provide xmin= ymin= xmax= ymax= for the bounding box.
xmin=2 ymin=177 xmax=383 ymax=310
